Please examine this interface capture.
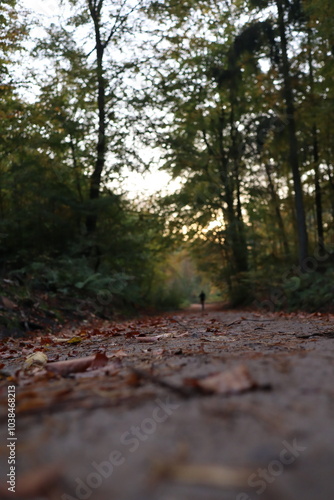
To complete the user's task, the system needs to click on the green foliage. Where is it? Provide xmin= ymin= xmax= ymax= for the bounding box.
xmin=144 ymin=0 xmax=334 ymax=310
xmin=243 ymin=262 xmax=334 ymax=312
xmin=12 ymin=256 xmax=131 ymax=297
xmin=1 ymin=0 xmax=334 ymax=319
xmin=283 ymin=269 xmax=334 ymax=312
xmin=145 ymin=250 xmax=210 ymax=309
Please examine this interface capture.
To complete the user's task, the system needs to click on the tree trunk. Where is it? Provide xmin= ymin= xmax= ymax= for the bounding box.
xmin=86 ymin=0 xmax=107 ymax=234
xmin=307 ymin=28 xmax=325 ymax=251
xmin=276 ymin=0 xmax=308 ymax=266
xmin=264 ymin=163 xmax=290 ymax=257
xmin=313 ymin=125 xmax=324 ymax=249
xmin=217 ymin=112 xmax=248 ymax=275
xmin=229 ymin=90 xmax=248 ymax=273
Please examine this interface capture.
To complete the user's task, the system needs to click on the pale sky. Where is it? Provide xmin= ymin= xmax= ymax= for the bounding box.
xmin=21 ymin=0 xmax=59 ymax=18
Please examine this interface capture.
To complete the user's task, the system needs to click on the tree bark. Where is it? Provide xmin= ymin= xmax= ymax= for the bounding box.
xmin=229 ymin=91 xmax=248 ymax=273
xmin=264 ymin=163 xmax=290 ymax=257
xmin=216 ymin=108 xmax=248 ymax=275
xmin=86 ymin=0 xmax=107 ymax=234
xmin=276 ymin=0 xmax=309 ymax=266
xmin=307 ymin=28 xmax=324 ymax=251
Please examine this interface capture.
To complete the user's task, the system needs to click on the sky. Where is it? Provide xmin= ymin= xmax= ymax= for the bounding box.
xmin=21 ymin=0 xmax=58 ymax=18
xmin=19 ymin=0 xmax=179 ymax=199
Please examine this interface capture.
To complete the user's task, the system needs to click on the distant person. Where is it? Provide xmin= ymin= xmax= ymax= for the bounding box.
xmin=199 ymin=291 xmax=206 ymax=311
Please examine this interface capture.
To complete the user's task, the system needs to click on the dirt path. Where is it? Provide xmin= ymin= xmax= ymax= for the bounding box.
xmin=1 ymin=307 xmax=334 ymax=500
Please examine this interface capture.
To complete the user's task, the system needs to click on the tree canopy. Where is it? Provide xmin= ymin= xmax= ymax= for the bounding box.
xmin=1 ymin=0 xmax=334 ymax=319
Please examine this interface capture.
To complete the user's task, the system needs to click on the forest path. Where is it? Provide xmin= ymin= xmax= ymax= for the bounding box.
xmin=1 ymin=307 xmax=334 ymax=500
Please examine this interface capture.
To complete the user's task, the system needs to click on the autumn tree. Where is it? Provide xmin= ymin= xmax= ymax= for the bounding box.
xmin=142 ymin=1 xmax=258 ymax=302
xmin=77 ymin=0 xmax=141 ymax=234
xmin=143 ymin=0 xmax=334 ymax=304
xmin=304 ymin=0 xmax=334 ymax=248
xmin=35 ymin=0 xmax=146 ymax=236
xmin=0 ymin=0 xmax=29 ymax=263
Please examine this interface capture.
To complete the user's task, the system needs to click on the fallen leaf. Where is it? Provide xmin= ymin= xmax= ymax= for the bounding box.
xmin=16 ymin=397 xmax=48 ymax=413
xmin=126 ymin=332 xmax=136 ymax=339
xmin=126 ymin=371 xmax=143 ymax=387
xmin=46 ymin=355 xmax=96 ymax=376
xmin=39 ymin=337 xmax=52 ymax=345
xmin=136 ymin=336 xmax=159 ymax=342
xmin=0 ymin=463 xmax=63 ymax=498
xmin=24 ymin=352 xmax=48 ymax=370
xmin=147 ymin=348 xmax=165 ymax=356
xmin=66 ymin=336 xmax=83 ymax=344
xmin=112 ymin=349 xmax=128 ymax=358
xmin=52 ymin=336 xmax=83 ymax=344
xmin=0 ymin=296 xmax=17 ymax=310
xmin=73 ymin=362 xmax=120 ymax=379
xmin=89 ymin=351 xmax=109 ymax=370
xmin=154 ymin=462 xmax=252 ymax=489
xmin=156 ymin=333 xmax=174 ymax=339
xmin=2 ymin=350 xmax=19 ymax=359
xmin=185 ymin=365 xmax=256 ymax=395
xmin=45 ymin=352 xmax=115 ymax=377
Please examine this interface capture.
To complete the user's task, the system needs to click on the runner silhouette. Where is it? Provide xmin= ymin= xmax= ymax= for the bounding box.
xmin=199 ymin=291 xmax=206 ymax=311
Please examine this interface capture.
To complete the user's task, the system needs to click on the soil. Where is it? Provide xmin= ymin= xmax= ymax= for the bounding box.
xmin=0 ymin=303 xmax=334 ymax=500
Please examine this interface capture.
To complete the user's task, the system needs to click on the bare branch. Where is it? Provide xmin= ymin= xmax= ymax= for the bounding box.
xmin=102 ymin=0 xmax=143 ymax=49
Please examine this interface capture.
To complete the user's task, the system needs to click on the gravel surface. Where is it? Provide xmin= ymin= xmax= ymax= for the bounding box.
xmin=1 ymin=305 xmax=334 ymax=500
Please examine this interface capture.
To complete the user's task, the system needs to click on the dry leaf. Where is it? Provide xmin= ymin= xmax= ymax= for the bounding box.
xmin=46 ymin=352 xmax=114 ymax=377
xmin=155 ymin=462 xmax=251 ymax=489
xmin=89 ymin=351 xmax=109 ymax=370
xmin=152 ymin=348 xmax=165 ymax=356
xmin=46 ymin=355 xmax=96 ymax=376
xmin=16 ymin=397 xmax=48 ymax=413
xmin=112 ymin=349 xmax=128 ymax=358
xmin=24 ymin=352 xmax=48 ymax=370
xmin=156 ymin=333 xmax=174 ymax=339
xmin=136 ymin=336 xmax=159 ymax=342
xmin=126 ymin=371 xmax=143 ymax=387
xmin=66 ymin=336 xmax=83 ymax=344
xmin=0 ymin=296 xmax=17 ymax=310
xmin=186 ymin=365 xmax=256 ymax=395
xmin=0 ymin=463 xmax=63 ymax=498
xmin=52 ymin=336 xmax=83 ymax=343
xmin=74 ymin=364 xmax=120 ymax=379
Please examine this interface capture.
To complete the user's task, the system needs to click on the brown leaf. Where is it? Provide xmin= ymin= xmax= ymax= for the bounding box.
xmin=46 ymin=355 xmax=96 ymax=376
xmin=151 ymin=348 xmax=165 ymax=356
xmin=39 ymin=336 xmax=53 ymax=345
xmin=126 ymin=371 xmax=143 ymax=387
xmin=16 ymin=397 xmax=48 ymax=413
xmin=186 ymin=365 xmax=256 ymax=395
xmin=45 ymin=352 xmax=117 ymax=377
xmin=0 ymin=296 xmax=17 ymax=310
xmin=0 ymin=463 xmax=63 ymax=498
xmin=89 ymin=351 xmax=109 ymax=370
xmin=136 ymin=336 xmax=159 ymax=342
xmin=112 ymin=349 xmax=128 ymax=358
xmin=73 ymin=362 xmax=120 ymax=379
xmin=1 ymin=350 xmax=18 ymax=359
xmin=155 ymin=462 xmax=252 ymax=489
xmin=46 ymin=356 xmax=93 ymax=375
xmin=89 ymin=352 xmax=109 ymax=370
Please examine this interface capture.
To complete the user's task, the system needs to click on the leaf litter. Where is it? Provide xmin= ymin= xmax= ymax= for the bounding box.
xmin=1 ymin=307 xmax=333 ymax=497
